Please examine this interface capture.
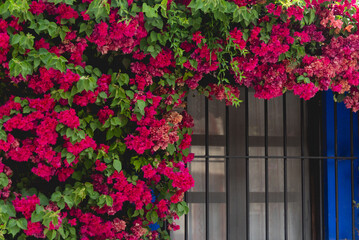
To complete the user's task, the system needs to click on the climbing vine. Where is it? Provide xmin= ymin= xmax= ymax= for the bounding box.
xmin=0 ymin=0 xmax=358 ymax=239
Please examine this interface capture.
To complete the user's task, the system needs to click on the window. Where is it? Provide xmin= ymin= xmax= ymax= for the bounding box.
xmin=172 ymin=89 xmax=358 ymax=240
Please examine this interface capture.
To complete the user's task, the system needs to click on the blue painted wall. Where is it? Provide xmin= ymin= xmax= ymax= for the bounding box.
xmin=323 ymin=91 xmax=359 ymax=240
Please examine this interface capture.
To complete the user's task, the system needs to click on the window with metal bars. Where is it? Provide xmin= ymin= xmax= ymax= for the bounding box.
xmin=171 ymin=89 xmax=359 ymax=240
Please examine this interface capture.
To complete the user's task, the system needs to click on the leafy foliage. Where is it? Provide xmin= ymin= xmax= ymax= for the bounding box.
xmin=0 ymin=0 xmax=358 ymax=239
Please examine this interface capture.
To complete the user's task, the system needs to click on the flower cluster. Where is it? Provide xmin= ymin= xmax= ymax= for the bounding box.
xmin=0 ymin=157 xmax=12 ymax=199
xmin=28 ymin=68 xmax=80 ymax=94
xmin=0 ymin=95 xmax=98 ymax=182
xmin=88 ymin=13 xmax=147 ymax=55
xmin=124 ymin=91 xmax=187 ymax=154
xmin=0 ymin=19 xmax=9 ymax=64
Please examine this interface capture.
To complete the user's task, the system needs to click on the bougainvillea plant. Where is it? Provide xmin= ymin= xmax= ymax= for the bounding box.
xmin=0 ymin=0 xmax=359 ymax=238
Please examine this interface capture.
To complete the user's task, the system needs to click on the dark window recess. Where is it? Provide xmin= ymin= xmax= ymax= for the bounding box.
xmin=170 ymin=88 xmax=357 ymax=240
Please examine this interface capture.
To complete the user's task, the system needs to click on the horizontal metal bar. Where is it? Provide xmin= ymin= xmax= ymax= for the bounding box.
xmin=193 ymin=155 xmax=357 ymax=160
xmin=187 ymin=192 xmax=302 ymax=203
xmin=192 ymin=135 xmax=300 ymax=147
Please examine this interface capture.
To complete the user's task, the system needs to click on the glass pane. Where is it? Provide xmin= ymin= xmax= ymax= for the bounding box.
xmin=186 ymin=90 xmax=314 ymax=240
xmin=227 ymin=88 xmax=247 ymax=239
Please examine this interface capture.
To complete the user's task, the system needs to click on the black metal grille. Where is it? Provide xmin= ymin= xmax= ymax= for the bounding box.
xmin=172 ymin=89 xmax=358 ymax=240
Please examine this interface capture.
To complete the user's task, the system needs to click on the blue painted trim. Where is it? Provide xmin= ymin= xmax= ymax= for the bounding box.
xmin=353 ymin=111 xmax=359 ymax=237
xmin=323 ymin=91 xmax=336 ymax=240
xmin=337 ymin=100 xmax=352 ymax=239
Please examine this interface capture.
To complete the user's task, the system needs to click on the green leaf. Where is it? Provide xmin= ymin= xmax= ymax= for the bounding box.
xmin=59 ymin=26 xmax=70 ymax=41
xmin=38 ymin=192 xmax=49 ymax=205
xmin=0 ymin=173 xmax=8 ymax=188
xmin=78 ymin=130 xmax=86 ymax=139
xmin=309 ymin=9 xmax=315 ymax=24
xmin=0 ymin=212 xmax=9 ymax=223
xmin=135 ymin=100 xmax=146 ymax=116
xmin=9 ymin=58 xmax=33 ymax=78
xmin=93 ymin=68 xmax=101 ymax=77
xmin=182 ymin=148 xmax=189 ymax=157
xmin=105 ymin=195 xmax=113 ymax=207
xmin=148 ymin=17 xmax=163 ymax=30
xmin=113 ymin=159 xmax=122 ymax=172
xmin=110 ymin=117 xmax=120 ymax=126
xmin=189 ymin=59 xmax=198 ymax=69
xmin=66 ymin=153 xmax=76 ymax=164
xmin=64 ymin=195 xmax=74 ymax=208
xmin=10 ymin=32 xmax=34 ymax=50
xmin=151 ymin=210 xmax=158 ymax=223
xmin=150 ymin=31 xmax=158 ymax=43
xmin=334 ymin=93 xmax=346 ymax=102
xmin=99 ymin=91 xmax=107 ymax=98
xmin=118 ymin=72 xmax=129 ymax=86
xmin=79 ymin=23 xmax=89 ymax=34
xmin=85 ymin=65 xmax=93 ymax=73
xmin=10 ymin=34 xmax=21 ymax=45
xmin=50 ymin=191 xmax=62 ymax=202
xmin=304 ymin=77 xmax=311 ymax=84
xmin=106 ymin=130 xmax=114 ymax=140
xmin=72 ymin=171 xmax=83 ymax=181
xmin=278 ymin=53 xmax=285 ymax=62
xmin=4 ymin=204 xmax=16 ymax=217
xmin=177 ymin=203 xmax=184 ymax=212
xmin=147 ymin=45 xmax=155 ymax=53
xmin=8 ymin=219 xmax=20 ymax=237
xmin=31 ymin=206 xmax=45 ymax=223
xmin=111 ymin=0 xmax=128 ymax=8
xmin=133 ymin=209 xmax=140 ymax=217
xmin=242 ymin=31 xmax=248 ymax=41
xmin=58 ymin=226 xmax=67 ymax=239
xmin=97 ymin=195 xmax=106 ymax=208
xmin=145 ymin=203 xmax=153 ymax=210
xmin=22 ymin=106 xmax=32 ymax=114
xmin=47 ymin=0 xmax=75 ymax=4
xmin=16 ymin=218 xmax=27 ymax=230
xmin=142 ymin=3 xmax=159 ymax=18
xmin=167 ymin=144 xmax=176 ymax=155
xmin=126 ymin=90 xmax=135 ymax=99
xmin=57 ymin=199 xmax=65 ymax=209
xmin=21 ymin=188 xmax=37 ymax=197
xmin=46 ymin=229 xmax=57 ymax=240
xmin=146 ymin=211 xmax=152 ymax=222
xmin=48 ymin=22 xmax=58 ymax=37
xmin=297 ymin=75 xmax=305 ymax=81
xmin=87 ymin=0 xmax=110 ymax=21
xmin=132 ymin=159 xmax=142 ymax=171
xmin=0 ymin=130 xmax=7 ymax=141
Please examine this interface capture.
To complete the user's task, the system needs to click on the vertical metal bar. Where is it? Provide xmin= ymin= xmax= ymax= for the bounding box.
xmin=301 ymin=99 xmax=305 ymax=240
xmin=319 ymin=97 xmax=324 ymax=240
xmin=283 ymin=95 xmax=288 ymax=240
xmin=320 ymin=160 xmax=324 ymax=240
xmin=185 ymin=190 xmax=188 ymax=240
xmin=319 ymin=148 xmax=323 ymax=240
xmin=205 ymin=98 xmax=209 ymax=240
xmin=184 ymin=95 xmax=189 ymax=240
xmin=245 ymin=89 xmax=250 ymax=240
xmin=265 ymin=100 xmax=269 ymax=240
xmin=225 ymin=105 xmax=229 ymax=240
xmin=351 ymin=111 xmax=355 ymax=240
xmin=334 ymin=102 xmax=339 ymax=240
